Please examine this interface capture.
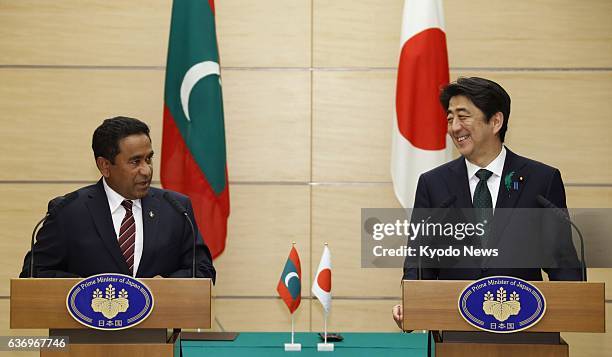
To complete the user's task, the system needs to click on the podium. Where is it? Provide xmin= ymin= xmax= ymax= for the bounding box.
xmin=10 ymin=278 xmax=211 ymax=357
xmin=402 ymin=280 xmax=605 ymax=356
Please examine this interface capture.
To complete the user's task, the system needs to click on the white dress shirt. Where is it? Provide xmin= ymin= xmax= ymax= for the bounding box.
xmin=465 ymin=146 xmax=507 ymax=213
xmin=102 ymin=178 xmax=144 ymax=276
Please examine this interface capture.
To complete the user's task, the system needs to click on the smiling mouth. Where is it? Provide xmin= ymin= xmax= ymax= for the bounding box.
xmin=456 ymin=135 xmax=470 ymax=143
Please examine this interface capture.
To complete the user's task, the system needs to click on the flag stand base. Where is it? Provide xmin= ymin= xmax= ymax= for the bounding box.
xmin=317 ymin=343 xmax=334 ymax=351
xmin=284 ymin=343 xmax=301 ymax=351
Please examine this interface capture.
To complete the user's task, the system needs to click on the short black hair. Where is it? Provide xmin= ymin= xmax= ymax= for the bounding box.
xmin=439 ymin=77 xmax=511 ymax=142
xmin=92 ymin=116 xmax=150 ymax=163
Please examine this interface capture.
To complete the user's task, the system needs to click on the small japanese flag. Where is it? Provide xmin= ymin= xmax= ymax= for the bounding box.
xmin=312 ymin=245 xmax=332 ymax=312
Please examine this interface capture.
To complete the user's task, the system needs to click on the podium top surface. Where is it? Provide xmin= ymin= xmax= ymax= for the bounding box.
xmin=10 ymin=278 xmax=211 ymax=329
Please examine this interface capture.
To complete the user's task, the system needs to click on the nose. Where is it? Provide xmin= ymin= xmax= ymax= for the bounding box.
xmin=448 ymin=117 xmax=461 ymax=134
xmin=139 ymin=162 xmax=152 ymax=177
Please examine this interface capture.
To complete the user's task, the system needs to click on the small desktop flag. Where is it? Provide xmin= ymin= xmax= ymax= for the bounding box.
xmin=312 ymin=245 xmax=332 ymax=312
xmin=277 ymin=246 xmax=302 ymax=313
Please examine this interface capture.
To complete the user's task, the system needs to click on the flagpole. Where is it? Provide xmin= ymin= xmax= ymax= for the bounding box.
xmin=290 ymin=242 xmax=295 ymax=347
xmin=281 ymin=242 xmax=301 ymax=352
xmin=324 ymin=241 xmax=328 ymax=344
xmin=291 ymin=313 xmax=295 ymax=344
xmin=324 ymin=311 xmax=328 ymax=344
xmin=323 ymin=241 xmax=329 ymax=346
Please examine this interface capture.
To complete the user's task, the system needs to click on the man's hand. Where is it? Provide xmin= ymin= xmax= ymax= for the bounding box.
xmin=392 ymin=304 xmax=403 ymax=330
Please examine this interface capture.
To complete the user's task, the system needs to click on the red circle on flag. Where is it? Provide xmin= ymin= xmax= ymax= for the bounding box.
xmin=396 ymin=28 xmax=449 ymax=150
xmin=317 ymin=269 xmax=331 ymax=292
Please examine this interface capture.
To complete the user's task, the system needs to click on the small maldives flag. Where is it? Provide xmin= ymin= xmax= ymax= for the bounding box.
xmin=161 ymin=0 xmax=230 ymax=259
xmin=277 ymin=246 xmax=302 ymax=314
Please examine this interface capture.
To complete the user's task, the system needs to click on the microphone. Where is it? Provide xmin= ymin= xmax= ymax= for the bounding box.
xmin=436 ymin=195 xmax=457 ymax=211
xmin=416 ymin=195 xmax=457 ymax=280
xmin=415 ymin=196 xmax=456 ymax=357
xmin=536 ymin=195 xmax=586 ymax=281
xmin=163 ymin=192 xmax=197 ymax=278
xmin=30 ymin=191 xmax=78 ymax=278
xmin=420 ymin=195 xmax=457 ymax=225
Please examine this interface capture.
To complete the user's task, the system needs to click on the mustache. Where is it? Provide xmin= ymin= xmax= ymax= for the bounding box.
xmin=135 ymin=178 xmax=151 ymax=185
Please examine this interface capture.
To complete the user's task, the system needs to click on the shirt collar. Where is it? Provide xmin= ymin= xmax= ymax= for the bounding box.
xmin=102 ymin=178 xmax=142 ymax=213
xmin=465 ymin=146 xmax=507 ymax=180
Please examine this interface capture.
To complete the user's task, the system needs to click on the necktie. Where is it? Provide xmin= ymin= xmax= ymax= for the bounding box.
xmin=474 ymin=169 xmax=493 ymax=210
xmin=118 ymin=200 xmax=136 ymax=275
xmin=474 ymin=169 xmax=493 ymax=247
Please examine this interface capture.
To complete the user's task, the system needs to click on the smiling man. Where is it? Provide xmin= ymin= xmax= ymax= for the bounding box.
xmin=20 ymin=117 xmax=216 ymax=280
xmin=392 ymin=77 xmax=581 ymax=327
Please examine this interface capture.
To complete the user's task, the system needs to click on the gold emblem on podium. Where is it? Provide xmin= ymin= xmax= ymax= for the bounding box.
xmin=91 ymin=284 xmax=129 ymax=319
xmin=482 ymin=287 xmax=521 ymax=322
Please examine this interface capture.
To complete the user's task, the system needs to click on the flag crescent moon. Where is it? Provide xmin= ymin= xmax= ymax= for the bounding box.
xmin=180 ymin=61 xmax=220 ymax=122
xmin=284 ymin=272 xmax=299 ymax=287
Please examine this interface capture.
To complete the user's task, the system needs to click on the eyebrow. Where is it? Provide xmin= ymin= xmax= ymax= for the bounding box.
xmin=128 ymin=151 xmax=154 ymax=161
xmin=447 ymin=107 xmax=471 ymax=114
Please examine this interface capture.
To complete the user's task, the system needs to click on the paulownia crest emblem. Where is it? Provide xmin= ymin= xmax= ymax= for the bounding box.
xmin=482 ymin=287 xmax=521 ymax=322
xmin=91 ymin=284 xmax=129 ymax=319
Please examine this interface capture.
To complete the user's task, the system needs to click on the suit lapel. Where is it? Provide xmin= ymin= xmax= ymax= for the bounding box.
xmin=85 ymin=180 xmax=131 ymax=274
xmin=443 ymin=158 xmax=477 ymax=231
xmin=489 ymin=148 xmax=529 ymax=252
xmin=495 ymin=148 xmax=528 ymax=209
xmin=446 ymin=157 xmax=473 ymax=209
xmin=137 ymin=190 xmax=160 ymax=277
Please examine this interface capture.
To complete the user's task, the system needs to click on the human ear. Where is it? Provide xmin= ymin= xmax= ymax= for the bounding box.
xmin=491 ymin=112 xmax=504 ymax=135
xmin=95 ymin=157 xmax=111 ymax=178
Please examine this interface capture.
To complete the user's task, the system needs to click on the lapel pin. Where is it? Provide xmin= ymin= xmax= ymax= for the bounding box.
xmin=504 ymin=171 xmax=522 ymax=195
xmin=514 ymin=176 xmax=524 ymax=191
xmin=504 ymin=171 xmax=515 ymax=192
xmin=149 ymin=211 xmax=155 ymax=218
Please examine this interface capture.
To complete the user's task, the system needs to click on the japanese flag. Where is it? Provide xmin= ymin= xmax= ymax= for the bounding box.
xmin=312 ymin=245 xmax=332 ymax=313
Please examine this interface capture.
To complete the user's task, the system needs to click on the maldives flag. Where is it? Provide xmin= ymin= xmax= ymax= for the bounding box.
xmin=161 ymin=0 xmax=230 ymax=258
xmin=311 ymin=245 xmax=331 ymax=313
xmin=391 ymin=0 xmax=452 ymax=208
xmin=277 ymin=246 xmax=302 ymax=314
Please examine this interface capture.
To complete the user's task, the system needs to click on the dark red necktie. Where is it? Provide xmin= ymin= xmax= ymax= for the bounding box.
xmin=118 ymin=200 xmax=136 ymax=275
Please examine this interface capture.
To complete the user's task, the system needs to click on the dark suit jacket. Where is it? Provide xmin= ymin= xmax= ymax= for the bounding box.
xmin=20 ymin=180 xmax=216 ymax=281
xmin=403 ymin=147 xmax=582 ymax=281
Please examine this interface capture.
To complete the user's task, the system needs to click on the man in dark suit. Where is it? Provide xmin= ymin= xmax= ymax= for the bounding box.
xmin=392 ymin=77 xmax=581 ymax=326
xmin=20 ymin=116 xmax=216 ymax=281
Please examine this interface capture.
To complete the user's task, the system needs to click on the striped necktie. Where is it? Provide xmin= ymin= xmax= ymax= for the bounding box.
xmin=118 ymin=200 xmax=136 ymax=275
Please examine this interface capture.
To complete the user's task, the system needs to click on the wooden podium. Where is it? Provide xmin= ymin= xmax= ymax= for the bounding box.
xmin=10 ymin=278 xmax=211 ymax=357
xmin=402 ymin=280 xmax=605 ymax=357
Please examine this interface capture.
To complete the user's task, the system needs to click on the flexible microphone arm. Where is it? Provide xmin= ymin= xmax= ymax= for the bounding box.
xmin=30 ymin=215 xmax=49 ymax=278
xmin=536 ymin=195 xmax=586 ymax=282
xmin=29 ymin=192 xmax=78 ymax=278
xmin=417 ymin=195 xmax=457 ymax=280
xmin=163 ymin=192 xmax=197 ymax=278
